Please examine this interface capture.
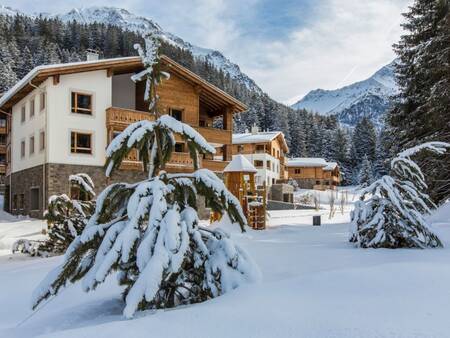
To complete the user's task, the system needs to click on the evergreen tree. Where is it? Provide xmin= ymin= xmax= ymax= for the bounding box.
xmin=388 ymin=0 xmax=450 ymax=203
xmin=350 ymin=142 xmax=449 ymax=249
xmin=31 ymin=34 xmax=259 ymax=318
xmin=12 ymin=174 xmax=96 ymax=257
xmin=40 ymin=174 xmax=96 ymax=254
xmin=351 ymin=117 xmax=377 ymax=162
xmin=358 ymin=155 xmax=374 ymax=187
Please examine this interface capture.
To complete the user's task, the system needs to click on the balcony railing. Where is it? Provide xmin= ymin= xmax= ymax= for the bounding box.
xmin=194 ymin=126 xmax=231 ymax=146
xmin=105 ymin=107 xmax=231 ymax=172
xmin=106 ymin=107 xmax=155 ymax=128
xmin=106 ymin=107 xmax=231 ymax=145
xmin=202 ymin=159 xmax=228 ymax=172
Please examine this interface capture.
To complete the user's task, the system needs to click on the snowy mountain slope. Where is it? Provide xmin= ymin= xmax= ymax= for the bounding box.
xmin=292 ymin=62 xmax=398 ymax=126
xmin=0 ymin=5 xmax=22 ymax=16
xmin=51 ymin=7 xmax=262 ymax=94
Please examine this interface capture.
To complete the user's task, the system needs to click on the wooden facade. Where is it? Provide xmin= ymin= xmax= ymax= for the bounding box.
xmin=287 ymin=163 xmax=340 ymax=190
xmin=106 ymin=76 xmax=239 ymax=171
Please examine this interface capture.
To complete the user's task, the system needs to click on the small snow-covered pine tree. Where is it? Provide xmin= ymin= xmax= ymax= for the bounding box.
xmin=40 ymin=173 xmax=96 ymax=254
xmin=12 ymin=174 xmax=96 ymax=256
xmin=32 ymin=33 xmax=260 ymax=318
xmin=350 ymin=142 xmax=449 ymax=249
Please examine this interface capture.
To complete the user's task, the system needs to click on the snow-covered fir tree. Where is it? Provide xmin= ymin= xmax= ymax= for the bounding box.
xmin=12 ymin=174 xmax=96 ymax=257
xmin=40 ymin=174 xmax=96 ymax=254
xmin=350 ymin=142 xmax=449 ymax=249
xmin=389 ymin=0 xmax=450 ymax=203
xmin=32 ymin=34 xmax=260 ymax=318
xmin=358 ymin=155 xmax=374 ymax=187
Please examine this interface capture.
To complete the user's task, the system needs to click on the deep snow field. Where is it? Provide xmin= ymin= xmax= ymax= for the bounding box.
xmin=1 ymin=189 xmax=450 ymax=338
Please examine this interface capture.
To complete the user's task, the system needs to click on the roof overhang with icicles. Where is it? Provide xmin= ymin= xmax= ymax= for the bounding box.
xmin=0 ymin=55 xmax=247 ymax=114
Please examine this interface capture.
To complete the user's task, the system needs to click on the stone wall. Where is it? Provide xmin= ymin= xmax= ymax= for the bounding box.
xmin=9 ymin=164 xmax=45 ymax=218
xmin=9 ymin=163 xmax=212 ymax=219
xmin=294 ymin=178 xmax=317 ymax=189
xmin=269 ymin=183 xmax=294 ymax=202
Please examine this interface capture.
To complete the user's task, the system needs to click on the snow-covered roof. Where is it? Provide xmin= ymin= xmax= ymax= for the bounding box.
xmin=323 ymin=162 xmax=338 ymax=171
xmin=0 ymin=57 xmax=139 ymax=109
xmin=0 ymin=55 xmax=247 ymax=112
xmin=288 ymin=158 xmax=339 ymax=171
xmin=287 ymin=158 xmax=328 ymax=167
xmin=232 ymin=131 xmax=288 ymax=151
xmin=224 ymin=155 xmax=257 ymax=173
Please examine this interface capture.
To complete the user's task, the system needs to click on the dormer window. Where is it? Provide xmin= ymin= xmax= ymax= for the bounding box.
xmin=71 ymin=92 xmax=92 ymax=115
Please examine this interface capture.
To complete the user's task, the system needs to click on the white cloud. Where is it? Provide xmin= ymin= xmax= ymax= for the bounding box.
xmin=227 ymin=0 xmax=412 ymax=103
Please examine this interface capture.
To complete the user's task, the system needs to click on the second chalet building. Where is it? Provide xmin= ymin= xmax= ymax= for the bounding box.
xmin=0 ymin=54 xmax=247 ymax=217
xmin=230 ymin=126 xmax=289 ymax=187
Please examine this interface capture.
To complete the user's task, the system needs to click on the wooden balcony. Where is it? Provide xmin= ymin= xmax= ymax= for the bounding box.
xmin=0 ymin=164 xmax=6 ymax=174
xmin=202 ymin=159 xmax=228 ymax=172
xmin=194 ymin=126 xmax=231 ymax=146
xmin=167 ymin=152 xmax=195 ymax=169
xmin=106 ymin=107 xmax=231 ymax=145
xmin=0 ymin=144 xmax=5 ymax=154
xmin=106 ymin=107 xmax=155 ymax=129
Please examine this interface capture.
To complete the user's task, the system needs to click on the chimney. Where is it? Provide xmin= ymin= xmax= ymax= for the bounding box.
xmin=251 ymin=124 xmax=259 ymax=135
xmin=86 ymin=49 xmax=99 ymax=61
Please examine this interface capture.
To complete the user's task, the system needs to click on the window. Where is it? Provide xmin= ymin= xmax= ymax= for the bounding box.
xmin=30 ymin=188 xmax=40 ymax=211
xmin=266 ymin=160 xmax=271 ymax=169
xmin=254 ymin=160 xmax=264 ymax=168
xmin=174 ymin=143 xmax=184 ymax=152
xmin=19 ymin=194 xmax=24 ymax=210
xmin=21 ymin=140 xmax=25 ymax=158
xmin=295 ymin=168 xmax=301 ymax=174
xmin=277 ymin=150 xmax=280 ymax=158
xmin=272 ymin=148 xmax=275 ymax=156
xmin=170 ymin=108 xmax=183 ymax=121
xmin=256 ymin=145 xmax=265 ymax=153
xmin=71 ymin=92 xmax=92 ymax=115
xmin=71 ymin=132 xmax=92 ymax=154
xmin=29 ymin=136 xmax=35 ymax=155
xmin=40 ymin=92 xmax=46 ymax=111
xmin=199 ymin=120 xmax=206 ymax=127
xmin=316 ymin=180 xmax=321 ymax=185
xmin=21 ymin=106 xmax=26 ymax=123
xmin=12 ymin=195 xmax=17 ymax=210
xmin=30 ymin=97 xmax=35 ymax=118
xmin=39 ymin=131 xmax=45 ymax=151
xmin=0 ymin=134 xmax=6 ymax=145
xmin=237 ymin=145 xmax=244 ymax=153
xmin=0 ymin=119 xmax=6 ymax=128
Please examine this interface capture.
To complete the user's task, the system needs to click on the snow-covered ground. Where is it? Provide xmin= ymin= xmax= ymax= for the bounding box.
xmin=1 ymin=190 xmax=450 ymax=338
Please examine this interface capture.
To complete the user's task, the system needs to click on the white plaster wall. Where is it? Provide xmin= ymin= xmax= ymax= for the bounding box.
xmin=11 ymin=80 xmax=49 ymax=173
xmin=112 ymin=73 xmax=135 ymax=109
xmin=45 ymin=70 xmax=112 ymax=167
xmin=233 ymin=153 xmax=281 ymax=186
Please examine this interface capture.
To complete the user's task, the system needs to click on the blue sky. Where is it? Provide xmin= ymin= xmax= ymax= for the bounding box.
xmin=2 ymin=0 xmax=412 ymax=103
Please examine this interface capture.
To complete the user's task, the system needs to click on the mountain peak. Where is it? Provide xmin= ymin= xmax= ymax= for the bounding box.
xmin=291 ymin=62 xmax=398 ymax=126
